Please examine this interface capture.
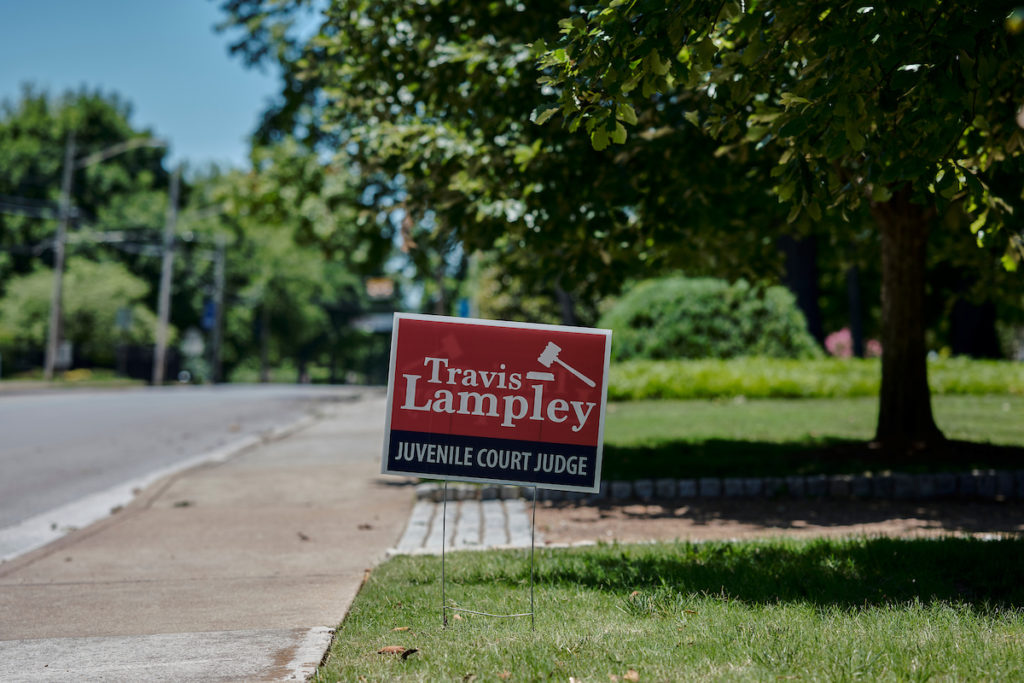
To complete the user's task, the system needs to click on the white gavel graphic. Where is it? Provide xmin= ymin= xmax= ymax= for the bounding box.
xmin=537 ymin=342 xmax=595 ymax=388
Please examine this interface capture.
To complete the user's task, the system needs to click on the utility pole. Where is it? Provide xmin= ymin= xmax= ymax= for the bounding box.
xmin=152 ymin=165 xmax=180 ymax=385
xmin=43 ymin=135 xmax=167 ymax=381
xmin=210 ymin=234 xmax=226 ymax=383
xmin=43 ymin=132 xmax=77 ymax=381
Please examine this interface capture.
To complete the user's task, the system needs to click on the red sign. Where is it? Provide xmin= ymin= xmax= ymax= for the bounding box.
xmin=381 ymin=314 xmax=611 ymax=492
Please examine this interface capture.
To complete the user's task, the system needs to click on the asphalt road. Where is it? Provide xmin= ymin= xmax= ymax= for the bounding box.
xmin=0 ymin=384 xmax=362 ymax=531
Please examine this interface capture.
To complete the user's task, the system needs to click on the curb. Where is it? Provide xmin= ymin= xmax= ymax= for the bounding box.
xmin=0 ymin=411 xmax=319 ymax=564
xmin=414 ymin=469 xmax=1024 ymax=503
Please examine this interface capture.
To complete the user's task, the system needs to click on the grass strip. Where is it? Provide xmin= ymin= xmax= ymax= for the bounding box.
xmin=609 ymin=357 xmax=1024 ymax=401
xmin=601 ymin=395 xmax=1024 ymax=478
xmin=316 ymin=538 xmax=1024 ymax=682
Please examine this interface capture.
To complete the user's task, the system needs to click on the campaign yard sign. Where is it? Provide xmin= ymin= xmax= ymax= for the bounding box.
xmin=382 ymin=314 xmax=611 ymax=493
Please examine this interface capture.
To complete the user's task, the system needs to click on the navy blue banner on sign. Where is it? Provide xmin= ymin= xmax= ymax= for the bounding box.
xmin=386 ymin=429 xmax=597 ymax=489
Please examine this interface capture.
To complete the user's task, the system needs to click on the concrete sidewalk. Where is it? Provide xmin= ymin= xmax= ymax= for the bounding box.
xmin=0 ymin=390 xmax=414 ymax=681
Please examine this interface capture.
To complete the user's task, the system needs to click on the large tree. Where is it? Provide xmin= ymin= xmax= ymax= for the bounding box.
xmin=0 ymin=87 xmax=174 ymax=372
xmin=541 ymin=1 xmax=1024 ymax=448
xmin=207 ymin=139 xmax=380 ymax=382
xmin=0 ymin=87 xmax=169 ymax=284
xmin=216 ymin=0 xmax=795 ymax=315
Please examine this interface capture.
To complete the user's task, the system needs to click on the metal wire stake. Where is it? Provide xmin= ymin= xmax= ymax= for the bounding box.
xmin=441 ymin=480 xmax=447 ymax=628
xmin=531 ymin=485 xmax=537 ymax=631
xmin=440 ymin=481 xmax=538 ymax=630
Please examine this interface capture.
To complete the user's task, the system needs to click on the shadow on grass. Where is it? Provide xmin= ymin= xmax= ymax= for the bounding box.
xmin=454 ymin=537 xmax=1024 ymax=609
xmin=546 ymin=498 xmax=1024 ymax=536
xmin=602 ymin=439 xmax=1024 ymax=479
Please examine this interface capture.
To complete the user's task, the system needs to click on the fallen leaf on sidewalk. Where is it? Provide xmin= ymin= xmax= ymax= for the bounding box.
xmin=358 ymin=523 xmax=373 ymax=530
xmin=297 ymin=531 xmax=310 ymax=541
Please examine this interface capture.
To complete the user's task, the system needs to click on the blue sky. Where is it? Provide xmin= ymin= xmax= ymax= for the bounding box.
xmin=0 ymin=1 xmax=286 ymax=169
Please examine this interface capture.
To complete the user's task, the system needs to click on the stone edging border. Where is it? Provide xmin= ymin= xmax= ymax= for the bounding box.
xmin=416 ymin=470 xmax=1024 ymax=503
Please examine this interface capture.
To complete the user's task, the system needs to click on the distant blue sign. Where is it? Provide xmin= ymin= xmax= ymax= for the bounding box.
xmin=201 ymin=299 xmax=217 ymax=331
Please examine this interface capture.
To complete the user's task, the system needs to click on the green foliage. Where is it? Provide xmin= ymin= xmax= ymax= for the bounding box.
xmin=542 ymin=2 xmax=1024 ymax=262
xmin=0 ymin=87 xmax=168 ymax=288
xmin=608 ymin=357 xmax=1024 ymax=401
xmin=318 ymin=539 xmax=1024 ymax=681
xmin=468 ymin=249 xmax=602 ymax=326
xmin=600 ymin=276 xmax=821 ymax=362
xmin=0 ymin=87 xmax=175 ymax=372
xmin=602 ymin=395 xmax=1024 ymax=478
xmin=0 ymin=259 xmax=160 ymax=365
xmin=217 ymin=0 xmax=791 ymax=311
xmin=203 ymin=140 xmax=382 ymax=380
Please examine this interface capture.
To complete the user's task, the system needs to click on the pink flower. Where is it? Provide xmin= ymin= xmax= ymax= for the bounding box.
xmin=825 ymin=328 xmax=853 ymax=358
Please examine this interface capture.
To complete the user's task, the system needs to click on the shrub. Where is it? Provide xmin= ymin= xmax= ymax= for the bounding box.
xmin=598 ymin=276 xmax=822 ymax=361
xmin=607 ymin=357 xmax=1024 ymax=401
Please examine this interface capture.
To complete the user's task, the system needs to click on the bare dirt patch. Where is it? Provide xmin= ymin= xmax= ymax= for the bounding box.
xmin=536 ymin=499 xmax=1024 ymax=545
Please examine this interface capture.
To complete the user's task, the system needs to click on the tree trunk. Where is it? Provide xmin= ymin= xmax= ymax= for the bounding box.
xmin=871 ymin=188 xmax=944 ymax=448
xmin=845 ymin=266 xmax=866 ymax=358
xmin=555 ymin=281 xmax=578 ymax=327
xmin=779 ymin=235 xmax=825 ymax=346
xmin=259 ymin=301 xmax=271 ymax=383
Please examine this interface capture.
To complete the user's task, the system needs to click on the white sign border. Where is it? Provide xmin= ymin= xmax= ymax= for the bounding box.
xmin=380 ymin=312 xmax=611 ymax=493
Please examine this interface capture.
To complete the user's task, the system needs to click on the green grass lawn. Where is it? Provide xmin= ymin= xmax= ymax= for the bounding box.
xmin=316 ymin=538 xmax=1024 ymax=682
xmin=601 ymin=395 xmax=1024 ymax=478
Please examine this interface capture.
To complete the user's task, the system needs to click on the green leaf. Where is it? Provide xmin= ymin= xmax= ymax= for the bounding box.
xmin=612 ymin=121 xmax=628 ymax=144
xmin=779 ymin=92 xmax=810 ymax=109
xmin=696 ymin=38 xmax=716 ymax=65
xmin=963 ymin=171 xmax=985 ymax=197
xmin=786 ymin=203 xmax=802 ymax=223
xmin=647 ymin=51 xmax=671 ymax=76
xmin=591 ymin=125 xmax=610 ymax=150
xmin=616 ymin=102 xmax=638 ymax=125
xmin=969 ymin=209 xmax=988 ymax=234
xmin=806 ymin=201 xmax=821 ymax=221
xmin=871 ymin=184 xmax=892 ymax=202
xmin=845 ymin=118 xmax=865 ymax=152
xmin=776 ymin=182 xmax=796 ymax=202
xmin=1002 ymin=252 xmax=1019 ymax=271
xmin=531 ymin=107 xmax=560 ymax=126
xmin=684 ymin=111 xmax=700 ymax=127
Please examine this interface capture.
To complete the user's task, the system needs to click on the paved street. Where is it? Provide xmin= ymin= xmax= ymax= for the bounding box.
xmin=0 ymin=385 xmax=357 ymax=560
